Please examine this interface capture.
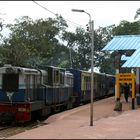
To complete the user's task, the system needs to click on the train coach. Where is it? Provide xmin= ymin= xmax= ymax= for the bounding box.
xmin=67 ymin=69 xmax=115 ymax=105
xmin=0 ymin=64 xmax=115 ymax=123
xmin=44 ymin=66 xmax=74 ymax=111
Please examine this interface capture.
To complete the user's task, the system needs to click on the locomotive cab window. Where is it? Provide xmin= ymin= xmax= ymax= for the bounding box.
xmin=2 ymin=74 xmax=19 ymax=92
xmin=54 ymin=70 xmax=60 ymax=84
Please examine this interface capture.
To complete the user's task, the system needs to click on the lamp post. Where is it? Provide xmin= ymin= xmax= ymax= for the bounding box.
xmin=72 ymin=9 xmax=94 ymax=126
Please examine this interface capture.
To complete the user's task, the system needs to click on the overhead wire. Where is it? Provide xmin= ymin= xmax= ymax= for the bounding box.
xmin=32 ymin=0 xmax=85 ymax=28
xmin=32 ymin=0 xmax=57 ymax=16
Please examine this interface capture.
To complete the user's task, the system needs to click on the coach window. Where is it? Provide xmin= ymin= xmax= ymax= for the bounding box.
xmin=69 ymin=76 xmax=71 ymax=86
xmin=87 ymin=76 xmax=90 ymax=90
xmin=85 ymin=77 xmax=88 ymax=90
xmin=67 ymin=75 xmax=73 ymax=86
xmin=25 ymin=75 xmax=30 ymax=97
xmin=71 ymin=76 xmax=73 ymax=86
xmin=60 ymin=72 xmax=64 ymax=84
xmin=54 ymin=70 xmax=59 ymax=84
xmin=67 ymin=76 xmax=69 ymax=86
xmin=42 ymin=73 xmax=47 ymax=84
xmin=94 ymin=77 xmax=96 ymax=87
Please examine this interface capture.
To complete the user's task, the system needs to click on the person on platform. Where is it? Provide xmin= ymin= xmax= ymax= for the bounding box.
xmin=123 ymin=83 xmax=130 ymax=102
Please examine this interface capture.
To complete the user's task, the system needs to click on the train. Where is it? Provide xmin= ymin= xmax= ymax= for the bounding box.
xmin=0 ymin=64 xmax=115 ymax=123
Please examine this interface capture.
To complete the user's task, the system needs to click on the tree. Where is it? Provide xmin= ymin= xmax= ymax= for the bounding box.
xmin=62 ymin=25 xmax=115 ymax=72
xmin=62 ymin=31 xmax=77 ymax=68
xmin=134 ymin=8 xmax=140 ymax=20
xmin=71 ymin=27 xmax=91 ymax=70
xmin=1 ymin=15 xmax=69 ymax=67
xmin=112 ymin=20 xmax=140 ymax=35
xmin=0 ymin=12 xmax=5 ymax=31
xmin=101 ymin=20 xmax=140 ymax=73
xmin=95 ymin=25 xmax=115 ymax=73
xmin=2 ymin=14 xmax=139 ymax=74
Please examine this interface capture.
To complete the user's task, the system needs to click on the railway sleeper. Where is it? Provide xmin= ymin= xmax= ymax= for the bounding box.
xmin=0 ymin=112 xmax=15 ymax=125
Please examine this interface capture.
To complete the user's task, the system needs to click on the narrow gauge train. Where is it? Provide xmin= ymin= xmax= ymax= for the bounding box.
xmin=0 ymin=64 xmax=115 ymax=123
xmin=68 ymin=69 xmax=115 ymax=106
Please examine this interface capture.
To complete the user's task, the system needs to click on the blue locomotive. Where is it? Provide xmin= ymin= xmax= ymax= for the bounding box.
xmin=0 ymin=64 xmax=115 ymax=123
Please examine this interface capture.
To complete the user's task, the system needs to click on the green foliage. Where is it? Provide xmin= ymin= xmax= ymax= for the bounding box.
xmin=113 ymin=20 xmax=140 ymax=35
xmin=0 ymin=15 xmax=69 ymax=67
xmin=62 ymin=26 xmax=115 ymax=72
xmin=101 ymin=20 xmax=140 ymax=74
xmin=0 ymin=13 xmax=140 ymax=75
xmin=94 ymin=25 xmax=115 ymax=72
xmin=72 ymin=28 xmax=91 ymax=70
xmin=134 ymin=8 xmax=140 ymax=20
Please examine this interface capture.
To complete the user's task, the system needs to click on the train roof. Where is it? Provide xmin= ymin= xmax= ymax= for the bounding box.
xmin=67 ymin=68 xmax=115 ymax=77
xmin=67 ymin=68 xmax=100 ymax=75
xmin=43 ymin=65 xmax=66 ymax=71
xmin=0 ymin=64 xmax=47 ymax=75
xmin=65 ymin=71 xmax=73 ymax=76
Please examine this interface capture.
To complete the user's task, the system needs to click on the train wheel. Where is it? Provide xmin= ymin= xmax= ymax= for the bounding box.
xmin=31 ymin=110 xmax=42 ymax=121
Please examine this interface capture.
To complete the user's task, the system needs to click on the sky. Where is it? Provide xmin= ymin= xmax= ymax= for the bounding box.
xmin=0 ymin=1 xmax=140 ymax=34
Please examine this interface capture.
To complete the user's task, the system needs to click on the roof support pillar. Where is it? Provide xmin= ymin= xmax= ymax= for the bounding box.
xmin=136 ymin=67 xmax=140 ymax=96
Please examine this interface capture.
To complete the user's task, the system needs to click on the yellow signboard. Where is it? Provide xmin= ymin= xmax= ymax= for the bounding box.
xmin=116 ymin=73 xmax=135 ymax=83
xmin=116 ymin=73 xmax=135 ymax=109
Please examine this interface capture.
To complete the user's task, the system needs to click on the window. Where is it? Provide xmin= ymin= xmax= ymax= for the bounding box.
xmin=2 ymin=74 xmax=19 ymax=92
xmin=54 ymin=70 xmax=60 ymax=84
xmin=60 ymin=72 xmax=64 ymax=84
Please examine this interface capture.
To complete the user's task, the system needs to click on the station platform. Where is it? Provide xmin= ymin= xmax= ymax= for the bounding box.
xmin=8 ymin=96 xmax=140 ymax=139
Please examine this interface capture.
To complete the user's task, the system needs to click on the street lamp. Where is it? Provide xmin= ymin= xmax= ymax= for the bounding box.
xmin=72 ymin=9 xmax=94 ymax=126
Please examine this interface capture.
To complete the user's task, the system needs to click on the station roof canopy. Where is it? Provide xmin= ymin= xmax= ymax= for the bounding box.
xmin=102 ymin=35 xmax=140 ymax=51
xmin=102 ymin=35 xmax=140 ymax=68
xmin=122 ymin=49 xmax=140 ymax=68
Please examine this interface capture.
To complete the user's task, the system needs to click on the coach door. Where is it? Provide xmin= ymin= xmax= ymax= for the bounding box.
xmin=25 ymin=75 xmax=31 ymax=101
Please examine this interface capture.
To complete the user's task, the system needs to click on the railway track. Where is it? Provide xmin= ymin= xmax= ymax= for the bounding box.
xmin=0 ymin=96 xmax=113 ymax=138
xmin=0 ymin=120 xmax=47 ymax=138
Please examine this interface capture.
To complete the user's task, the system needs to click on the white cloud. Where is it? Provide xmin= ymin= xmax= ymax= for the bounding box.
xmin=0 ymin=1 xmax=140 ymax=32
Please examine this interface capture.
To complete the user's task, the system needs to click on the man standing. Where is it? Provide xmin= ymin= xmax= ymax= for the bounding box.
xmin=123 ymin=83 xmax=130 ymax=102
